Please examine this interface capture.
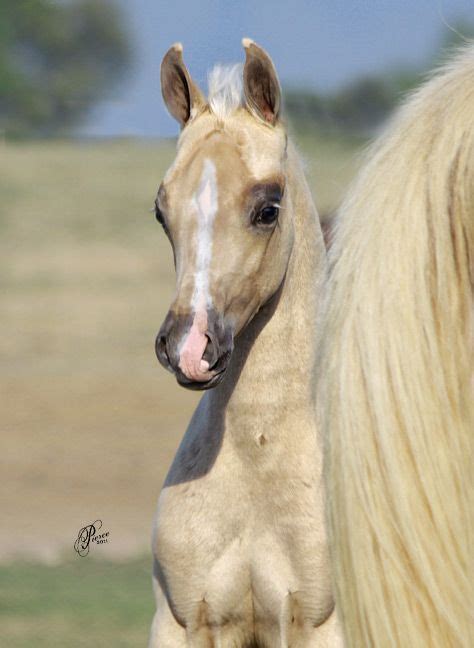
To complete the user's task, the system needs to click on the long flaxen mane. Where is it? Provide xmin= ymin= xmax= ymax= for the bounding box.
xmin=319 ymin=47 xmax=474 ymax=646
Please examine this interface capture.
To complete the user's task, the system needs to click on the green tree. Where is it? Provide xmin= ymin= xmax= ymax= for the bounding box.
xmin=0 ymin=0 xmax=130 ymax=137
xmin=284 ymin=19 xmax=473 ymax=137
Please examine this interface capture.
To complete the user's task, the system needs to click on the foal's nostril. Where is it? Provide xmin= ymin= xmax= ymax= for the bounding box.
xmin=202 ymin=334 xmax=219 ymax=370
xmin=160 ymin=335 xmax=169 ymax=359
xmin=155 ymin=333 xmax=171 ymax=369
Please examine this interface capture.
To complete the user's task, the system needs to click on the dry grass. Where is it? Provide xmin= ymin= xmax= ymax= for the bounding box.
xmin=0 ymin=135 xmax=361 ymax=562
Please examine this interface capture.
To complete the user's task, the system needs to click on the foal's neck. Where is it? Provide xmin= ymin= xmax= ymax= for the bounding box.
xmin=211 ymin=143 xmax=326 ymax=418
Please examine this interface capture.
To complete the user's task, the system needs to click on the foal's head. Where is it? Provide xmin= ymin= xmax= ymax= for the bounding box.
xmin=155 ymin=40 xmax=293 ymax=390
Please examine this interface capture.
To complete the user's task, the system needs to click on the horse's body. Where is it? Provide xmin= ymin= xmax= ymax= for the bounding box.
xmin=320 ymin=47 xmax=474 ymax=647
xmin=149 ymin=41 xmax=341 ymax=647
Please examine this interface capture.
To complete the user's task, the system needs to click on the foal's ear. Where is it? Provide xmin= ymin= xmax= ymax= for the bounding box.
xmin=160 ymin=43 xmax=205 ymax=127
xmin=242 ymin=38 xmax=281 ymax=125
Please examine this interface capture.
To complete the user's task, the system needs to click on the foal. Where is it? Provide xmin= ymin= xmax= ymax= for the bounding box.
xmin=149 ymin=40 xmax=341 ymax=647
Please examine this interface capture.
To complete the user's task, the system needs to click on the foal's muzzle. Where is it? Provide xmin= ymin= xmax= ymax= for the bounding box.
xmin=155 ymin=310 xmax=234 ymax=390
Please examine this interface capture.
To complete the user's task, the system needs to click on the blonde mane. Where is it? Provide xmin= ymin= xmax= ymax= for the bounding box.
xmin=207 ymin=63 xmax=243 ymax=121
xmin=319 ymin=47 xmax=474 ymax=647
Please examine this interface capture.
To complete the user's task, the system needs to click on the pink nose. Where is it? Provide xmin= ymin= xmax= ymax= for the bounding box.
xmin=178 ymin=310 xmax=213 ymax=382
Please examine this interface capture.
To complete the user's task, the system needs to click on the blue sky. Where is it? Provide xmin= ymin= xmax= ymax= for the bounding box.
xmin=82 ymin=0 xmax=474 ymax=137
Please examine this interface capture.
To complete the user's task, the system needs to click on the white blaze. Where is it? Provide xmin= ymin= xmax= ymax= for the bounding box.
xmin=191 ymin=158 xmax=218 ymax=310
xmin=178 ymin=158 xmax=218 ymax=382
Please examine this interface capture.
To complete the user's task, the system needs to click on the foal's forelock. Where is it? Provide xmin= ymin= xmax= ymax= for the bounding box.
xmin=207 ymin=64 xmax=244 ymax=122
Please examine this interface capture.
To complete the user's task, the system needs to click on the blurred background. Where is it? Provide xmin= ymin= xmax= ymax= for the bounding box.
xmin=1 ymin=1 xmax=472 ymax=645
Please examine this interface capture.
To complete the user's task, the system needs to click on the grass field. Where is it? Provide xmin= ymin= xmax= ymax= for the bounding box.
xmin=1 ymin=134 xmax=362 ymax=644
xmin=0 ymin=557 xmax=153 ymax=646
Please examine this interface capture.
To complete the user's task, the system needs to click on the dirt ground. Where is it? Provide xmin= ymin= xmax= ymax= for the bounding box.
xmin=0 ymin=136 xmax=360 ymax=562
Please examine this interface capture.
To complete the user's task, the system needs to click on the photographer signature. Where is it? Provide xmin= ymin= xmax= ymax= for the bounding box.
xmin=74 ymin=520 xmax=109 ymax=557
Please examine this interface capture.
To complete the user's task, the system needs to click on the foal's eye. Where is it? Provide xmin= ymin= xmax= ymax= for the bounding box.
xmin=254 ymin=204 xmax=280 ymax=227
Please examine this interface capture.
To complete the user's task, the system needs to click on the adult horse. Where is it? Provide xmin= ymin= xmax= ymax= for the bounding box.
xmin=149 ymin=40 xmax=341 ymax=647
xmin=320 ymin=47 xmax=474 ymax=647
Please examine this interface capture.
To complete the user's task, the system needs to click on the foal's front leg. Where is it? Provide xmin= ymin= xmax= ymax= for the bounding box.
xmin=149 ymin=577 xmax=216 ymax=648
xmin=302 ymin=608 xmax=344 ymax=648
xmin=148 ymin=583 xmax=187 ymax=648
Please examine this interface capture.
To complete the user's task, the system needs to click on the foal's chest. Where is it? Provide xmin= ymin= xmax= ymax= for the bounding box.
xmin=154 ymin=440 xmax=332 ymax=641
